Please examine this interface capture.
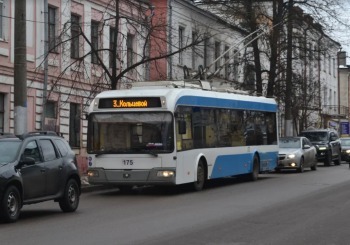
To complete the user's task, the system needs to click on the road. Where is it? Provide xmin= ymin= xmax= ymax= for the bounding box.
xmin=1 ymin=163 xmax=350 ymax=245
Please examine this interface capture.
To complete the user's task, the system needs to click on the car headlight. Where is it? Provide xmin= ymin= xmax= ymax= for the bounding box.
xmin=346 ymin=150 xmax=350 ymax=154
xmin=287 ymin=154 xmax=296 ymax=159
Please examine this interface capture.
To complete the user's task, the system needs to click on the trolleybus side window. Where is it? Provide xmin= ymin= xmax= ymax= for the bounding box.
xmin=175 ymin=106 xmax=277 ymax=151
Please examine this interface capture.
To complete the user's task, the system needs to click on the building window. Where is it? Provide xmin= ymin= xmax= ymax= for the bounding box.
xmin=204 ymin=37 xmax=209 ymax=68
xmin=126 ymin=33 xmax=134 ymax=68
xmin=0 ymin=1 xmax=3 ymax=39
xmin=215 ymin=41 xmax=221 ymax=72
xmin=48 ymin=6 xmax=56 ymax=52
xmin=233 ymin=49 xmax=239 ymax=81
xmin=69 ymin=103 xmax=80 ymax=147
xmin=0 ymin=93 xmax=4 ymax=132
xmin=71 ymin=14 xmax=80 ymax=59
xmin=109 ymin=27 xmax=116 ymax=68
xmin=178 ymin=27 xmax=184 ymax=65
xmin=45 ymin=101 xmax=56 ymax=118
xmin=91 ymin=21 xmax=99 ymax=64
xmin=224 ymin=45 xmax=229 ymax=79
xmin=333 ymin=58 xmax=336 ymax=77
xmin=192 ymin=31 xmax=198 ymax=70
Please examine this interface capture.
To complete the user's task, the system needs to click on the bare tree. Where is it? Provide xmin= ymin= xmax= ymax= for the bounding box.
xmin=37 ymin=0 xmax=207 ymax=104
xmin=195 ymin=0 xmax=348 ymax=135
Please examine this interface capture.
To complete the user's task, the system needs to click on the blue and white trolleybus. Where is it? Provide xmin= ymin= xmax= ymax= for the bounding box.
xmin=86 ymin=81 xmax=278 ymax=191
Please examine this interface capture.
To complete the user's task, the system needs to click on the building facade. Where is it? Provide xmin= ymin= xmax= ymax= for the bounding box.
xmin=0 ymin=0 xmax=247 ymax=173
xmin=149 ymin=0 xmax=247 ymax=85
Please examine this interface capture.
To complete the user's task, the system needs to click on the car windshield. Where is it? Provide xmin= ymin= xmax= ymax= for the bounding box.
xmin=0 ymin=141 xmax=21 ymax=164
xmin=300 ymin=132 xmax=328 ymax=141
xmin=279 ymin=138 xmax=301 ymax=148
xmin=340 ymin=139 xmax=350 ymax=146
xmin=87 ymin=112 xmax=174 ymax=154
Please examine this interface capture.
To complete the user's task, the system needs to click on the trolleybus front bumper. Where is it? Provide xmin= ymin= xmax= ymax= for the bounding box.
xmin=87 ymin=167 xmax=176 ymax=186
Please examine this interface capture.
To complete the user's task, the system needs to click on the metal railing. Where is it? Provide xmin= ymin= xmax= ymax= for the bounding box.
xmin=322 ymin=105 xmax=349 ymax=118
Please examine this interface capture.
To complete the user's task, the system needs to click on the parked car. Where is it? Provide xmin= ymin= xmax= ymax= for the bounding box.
xmin=299 ymin=128 xmax=341 ymax=166
xmin=340 ymin=137 xmax=350 ymax=163
xmin=0 ymin=131 xmax=81 ymax=223
xmin=276 ymin=136 xmax=317 ymax=172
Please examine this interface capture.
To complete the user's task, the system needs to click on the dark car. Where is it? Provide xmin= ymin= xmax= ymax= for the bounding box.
xmin=0 ymin=131 xmax=81 ymax=223
xmin=299 ymin=128 xmax=341 ymax=166
xmin=340 ymin=137 xmax=350 ymax=163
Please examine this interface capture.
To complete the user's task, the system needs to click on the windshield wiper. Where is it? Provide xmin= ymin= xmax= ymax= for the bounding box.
xmin=95 ymin=149 xmax=128 ymax=157
xmin=143 ymin=149 xmax=158 ymax=157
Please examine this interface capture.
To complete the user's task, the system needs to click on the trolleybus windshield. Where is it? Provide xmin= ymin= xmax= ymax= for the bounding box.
xmin=87 ymin=112 xmax=174 ymax=154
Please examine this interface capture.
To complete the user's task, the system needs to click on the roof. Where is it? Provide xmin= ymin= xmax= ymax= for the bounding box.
xmin=90 ymin=80 xmax=277 ymax=113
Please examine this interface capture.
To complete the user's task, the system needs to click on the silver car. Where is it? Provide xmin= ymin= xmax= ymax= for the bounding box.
xmin=276 ymin=137 xmax=317 ymax=172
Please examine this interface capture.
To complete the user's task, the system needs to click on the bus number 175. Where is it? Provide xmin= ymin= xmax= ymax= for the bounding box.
xmin=123 ymin=160 xmax=134 ymax=165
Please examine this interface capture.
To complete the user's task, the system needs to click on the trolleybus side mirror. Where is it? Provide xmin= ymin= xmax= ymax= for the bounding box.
xmin=178 ymin=120 xmax=186 ymax=134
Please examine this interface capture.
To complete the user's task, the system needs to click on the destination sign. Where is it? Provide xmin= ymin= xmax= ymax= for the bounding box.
xmin=98 ymin=97 xmax=162 ymax=108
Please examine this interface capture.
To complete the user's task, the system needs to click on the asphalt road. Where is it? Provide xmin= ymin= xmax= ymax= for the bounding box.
xmin=1 ymin=163 xmax=350 ymax=245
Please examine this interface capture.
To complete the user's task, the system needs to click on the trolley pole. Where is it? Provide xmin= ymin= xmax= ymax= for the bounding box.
xmin=14 ymin=0 xmax=27 ymax=135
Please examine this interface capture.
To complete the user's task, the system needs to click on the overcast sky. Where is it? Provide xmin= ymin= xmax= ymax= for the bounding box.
xmin=331 ymin=2 xmax=350 ymax=63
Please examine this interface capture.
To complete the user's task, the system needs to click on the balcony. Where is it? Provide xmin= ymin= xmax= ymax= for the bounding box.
xmin=322 ymin=105 xmax=349 ymax=118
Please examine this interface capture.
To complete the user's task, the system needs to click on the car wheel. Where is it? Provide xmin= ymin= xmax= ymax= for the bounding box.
xmin=334 ymin=150 xmax=341 ymax=165
xmin=311 ymin=162 xmax=317 ymax=171
xmin=297 ymin=157 xmax=304 ymax=173
xmin=59 ymin=179 xmax=80 ymax=212
xmin=192 ymin=160 xmax=205 ymax=191
xmin=324 ymin=151 xmax=332 ymax=166
xmin=0 ymin=186 xmax=21 ymax=223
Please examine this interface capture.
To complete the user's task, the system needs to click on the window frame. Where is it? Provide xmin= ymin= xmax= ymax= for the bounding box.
xmin=71 ymin=14 xmax=80 ymax=59
xmin=45 ymin=101 xmax=57 ymax=119
xmin=0 ymin=0 xmax=3 ymax=39
xmin=69 ymin=103 xmax=81 ymax=148
xmin=178 ymin=26 xmax=184 ymax=65
xmin=39 ymin=139 xmax=58 ymax=161
xmin=91 ymin=21 xmax=99 ymax=64
xmin=0 ymin=93 xmax=4 ymax=132
xmin=109 ymin=27 xmax=116 ymax=68
xmin=48 ymin=6 xmax=57 ymax=52
xmin=126 ymin=33 xmax=134 ymax=68
xmin=214 ymin=41 xmax=221 ymax=72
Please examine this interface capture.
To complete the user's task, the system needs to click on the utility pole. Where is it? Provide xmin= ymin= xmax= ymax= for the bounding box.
xmin=284 ymin=0 xmax=293 ymax=136
xmin=14 ymin=0 xmax=27 ymax=135
xmin=42 ymin=0 xmax=48 ymax=130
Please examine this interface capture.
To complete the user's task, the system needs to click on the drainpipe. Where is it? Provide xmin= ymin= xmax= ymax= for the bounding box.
xmin=168 ymin=0 xmax=173 ymax=80
xmin=42 ymin=0 xmax=48 ymax=130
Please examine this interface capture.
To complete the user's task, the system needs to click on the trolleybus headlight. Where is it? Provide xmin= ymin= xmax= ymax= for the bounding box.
xmin=87 ymin=170 xmax=99 ymax=177
xmin=157 ymin=171 xmax=175 ymax=177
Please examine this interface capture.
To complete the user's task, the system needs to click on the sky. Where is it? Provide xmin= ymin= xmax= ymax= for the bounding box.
xmin=301 ymin=1 xmax=350 ymax=63
xmin=330 ymin=2 xmax=350 ymax=63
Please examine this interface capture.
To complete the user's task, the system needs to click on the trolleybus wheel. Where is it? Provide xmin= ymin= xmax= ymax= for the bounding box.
xmin=193 ymin=160 xmax=205 ymax=191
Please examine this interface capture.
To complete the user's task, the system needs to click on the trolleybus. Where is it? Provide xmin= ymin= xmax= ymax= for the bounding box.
xmin=86 ymin=80 xmax=278 ymax=191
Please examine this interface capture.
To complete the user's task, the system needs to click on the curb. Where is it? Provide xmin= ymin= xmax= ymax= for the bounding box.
xmin=80 ymin=176 xmax=113 ymax=193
